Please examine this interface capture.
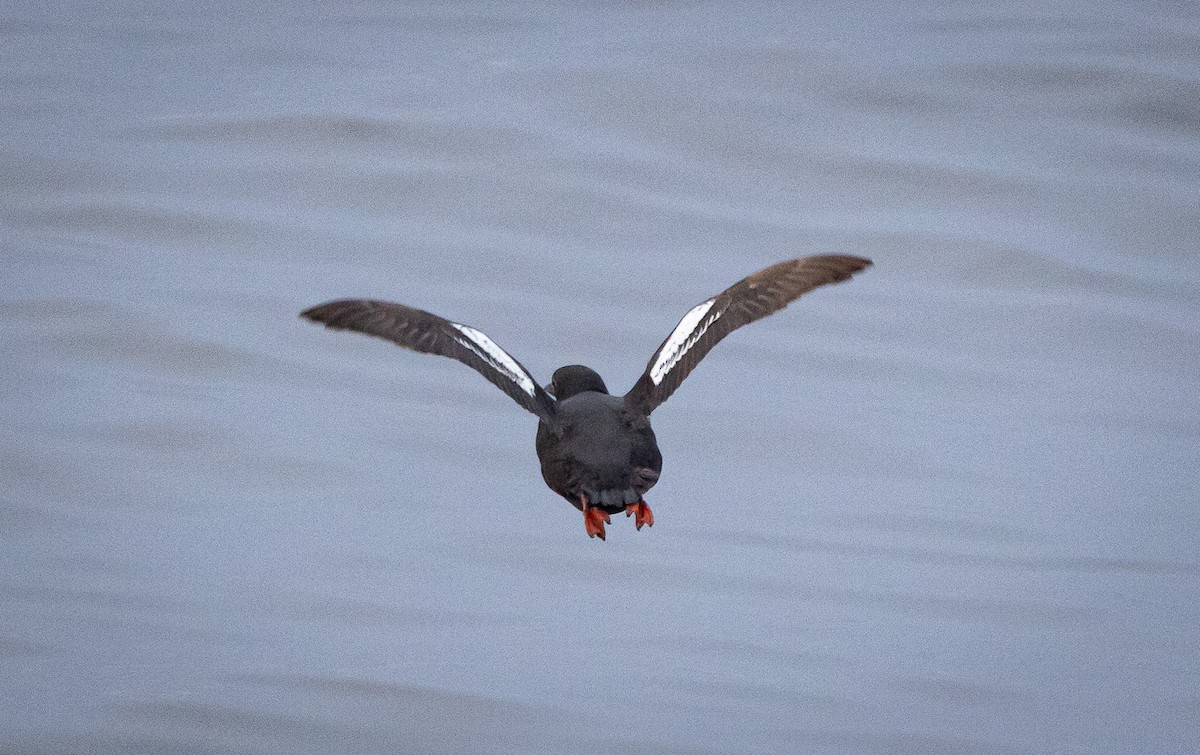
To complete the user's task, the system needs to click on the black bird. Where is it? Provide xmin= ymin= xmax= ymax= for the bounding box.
xmin=302 ymin=255 xmax=871 ymax=540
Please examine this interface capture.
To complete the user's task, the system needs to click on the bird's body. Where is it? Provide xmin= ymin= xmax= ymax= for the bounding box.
xmin=302 ymin=255 xmax=871 ymax=540
xmin=535 ymin=372 xmax=662 ymax=522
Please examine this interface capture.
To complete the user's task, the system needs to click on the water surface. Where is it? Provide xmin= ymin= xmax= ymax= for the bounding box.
xmin=2 ymin=1 xmax=1198 ymax=753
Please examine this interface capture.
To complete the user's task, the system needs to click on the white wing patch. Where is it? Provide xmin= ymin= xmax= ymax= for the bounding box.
xmin=450 ymin=323 xmax=537 ymax=397
xmin=649 ymin=298 xmax=722 ymax=385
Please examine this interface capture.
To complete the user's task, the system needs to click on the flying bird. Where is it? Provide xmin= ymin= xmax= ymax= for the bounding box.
xmin=302 ymin=255 xmax=871 ymax=540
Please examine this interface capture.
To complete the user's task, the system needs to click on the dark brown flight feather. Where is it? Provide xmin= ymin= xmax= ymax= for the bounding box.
xmin=301 ymin=300 xmax=556 ymax=422
xmin=623 ymin=255 xmax=872 ymax=415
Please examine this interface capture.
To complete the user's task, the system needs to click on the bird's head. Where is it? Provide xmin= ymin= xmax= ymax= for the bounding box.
xmin=546 ymin=365 xmax=609 ymax=400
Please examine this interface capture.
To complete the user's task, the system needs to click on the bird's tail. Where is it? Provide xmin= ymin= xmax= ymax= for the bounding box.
xmin=582 ymin=487 xmax=641 ymax=510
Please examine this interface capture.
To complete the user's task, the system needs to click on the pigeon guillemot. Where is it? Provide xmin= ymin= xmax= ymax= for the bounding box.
xmin=302 ymin=255 xmax=871 ymax=540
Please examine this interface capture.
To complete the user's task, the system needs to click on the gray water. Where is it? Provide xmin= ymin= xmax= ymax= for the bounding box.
xmin=3 ymin=2 xmax=1199 ymax=753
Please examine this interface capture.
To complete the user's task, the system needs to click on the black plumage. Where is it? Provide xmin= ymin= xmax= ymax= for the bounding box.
xmin=302 ymin=254 xmax=871 ymax=540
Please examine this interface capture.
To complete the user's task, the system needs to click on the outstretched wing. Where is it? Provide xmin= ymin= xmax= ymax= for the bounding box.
xmin=624 ymin=255 xmax=872 ymax=415
xmin=302 ymin=300 xmax=556 ymax=422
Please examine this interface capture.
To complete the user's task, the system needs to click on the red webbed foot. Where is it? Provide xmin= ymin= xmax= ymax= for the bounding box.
xmin=581 ymin=496 xmax=611 ymax=540
xmin=625 ymin=500 xmax=654 ymax=530
xmin=584 ymin=508 xmax=611 ymax=540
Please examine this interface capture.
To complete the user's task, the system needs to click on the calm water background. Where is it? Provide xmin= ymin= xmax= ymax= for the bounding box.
xmin=3 ymin=1 xmax=1198 ymax=753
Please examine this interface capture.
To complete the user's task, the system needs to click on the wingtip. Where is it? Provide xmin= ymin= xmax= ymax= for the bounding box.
xmin=829 ymin=254 xmax=873 ymax=271
xmin=827 ymin=255 xmax=873 ymax=281
xmin=800 ymin=254 xmax=873 ymax=284
xmin=849 ymin=256 xmax=873 ymax=276
xmin=784 ymin=254 xmax=872 ymax=274
xmin=300 ymin=300 xmax=349 ymax=326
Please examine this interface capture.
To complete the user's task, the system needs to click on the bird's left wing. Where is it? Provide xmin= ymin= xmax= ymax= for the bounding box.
xmin=302 ymin=299 xmax=556 ymax=422
xmin=623 ymin=255 xmax=872 ymax=416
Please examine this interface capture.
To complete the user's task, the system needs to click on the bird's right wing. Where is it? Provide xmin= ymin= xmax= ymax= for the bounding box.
xmin=624 ymin=255 xmax=872 ymax=415
xmin=302 ymin=300 xmax=556 ymax=423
